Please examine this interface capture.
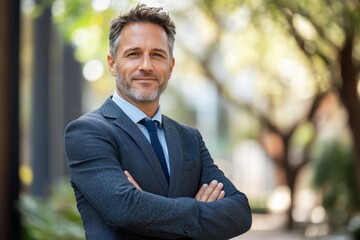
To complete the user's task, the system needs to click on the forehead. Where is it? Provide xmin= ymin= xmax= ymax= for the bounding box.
xmin=118 ymin=22 xmax=169 ymax=52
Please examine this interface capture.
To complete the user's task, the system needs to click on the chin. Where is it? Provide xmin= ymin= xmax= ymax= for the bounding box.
xmin=130 ymin=92 xmax=160 ymax=103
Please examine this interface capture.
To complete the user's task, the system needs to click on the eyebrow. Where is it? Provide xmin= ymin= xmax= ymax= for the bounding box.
xmin=123 ymin=47 xmax=141 ymax=54
xmin=123 ymin=47 xmax=168 ymax=56
xmin=152 ymin=48 xmax=168 ymax=55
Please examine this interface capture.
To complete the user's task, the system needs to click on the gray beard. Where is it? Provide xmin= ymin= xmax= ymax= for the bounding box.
xmin=115 ymin=74 xmax=167 ymax=103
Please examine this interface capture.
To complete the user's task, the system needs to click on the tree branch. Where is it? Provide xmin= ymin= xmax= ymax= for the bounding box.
xmin=271 ymin=0 xmax=335 ymax=67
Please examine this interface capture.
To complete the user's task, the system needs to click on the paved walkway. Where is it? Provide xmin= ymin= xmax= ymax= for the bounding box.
xmin=233 ymin=230 xmax=351 ymax=240
xmin=231 ymin=214 xmax=352 ymax=240
xmin=233 ymin=230 xmax=306 ymax=240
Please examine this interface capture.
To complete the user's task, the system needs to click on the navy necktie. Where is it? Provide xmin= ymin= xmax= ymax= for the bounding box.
xmin=141 ymin=119 xmax=169 ymax=183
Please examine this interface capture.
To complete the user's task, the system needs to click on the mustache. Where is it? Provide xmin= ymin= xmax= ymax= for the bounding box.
xmin=130 ymin=72 xmax=159 ymax=80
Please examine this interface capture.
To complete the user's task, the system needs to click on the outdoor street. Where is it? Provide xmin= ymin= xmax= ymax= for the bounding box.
xmin=232 ymin=214 xmax=352 ymax=240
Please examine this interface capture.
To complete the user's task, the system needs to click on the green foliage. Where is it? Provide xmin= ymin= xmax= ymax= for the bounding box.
xmin=248 ymin=195 xmax=269 ymax=214
xmin=312 ymin=141 xmax=360 ymax=230
xmin=199 ymin=0 xmax=246 ymax=14
xmin=51 ymin=0 xmax=117 ymax=62
xmin=19 ymin=180 xmax=84 ymax=240
xmin=291 ymin=121 xmax=315 ymax=147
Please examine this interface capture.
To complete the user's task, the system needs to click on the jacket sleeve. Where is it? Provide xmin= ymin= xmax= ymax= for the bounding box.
xmin=64 ymin=116 xmax=201 ymax=239
xmin=193 ymin=129 xmax=252 ymax=240
xmin=65 ymin=114 xmax=251 ymax=239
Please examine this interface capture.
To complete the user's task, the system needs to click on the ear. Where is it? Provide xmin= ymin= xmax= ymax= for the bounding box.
xmin=107 ymin=54 xmax=116 ymax=77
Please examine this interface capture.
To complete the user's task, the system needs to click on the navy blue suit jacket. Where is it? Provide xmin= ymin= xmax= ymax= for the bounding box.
xmin=64 ymin=97 xmax=252 ymax=239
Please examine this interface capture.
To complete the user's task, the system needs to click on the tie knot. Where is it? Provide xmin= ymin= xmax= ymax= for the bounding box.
xmin=140 ymin=119 xmax=157 ymax=132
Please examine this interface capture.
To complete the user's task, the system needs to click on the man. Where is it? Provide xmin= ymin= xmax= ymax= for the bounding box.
xmin=64 ymin=4 xmax=251 ymax=240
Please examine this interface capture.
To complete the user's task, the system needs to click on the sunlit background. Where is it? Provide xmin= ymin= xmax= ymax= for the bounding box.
xmin=1 ymin=0 xmax=360 ymax=239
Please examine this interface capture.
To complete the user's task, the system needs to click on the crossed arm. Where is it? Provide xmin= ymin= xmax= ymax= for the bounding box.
xmin=124 ymin=170 xmax=225 ymax=202
xmin=65 ymin=116 xmax=252 ymax=239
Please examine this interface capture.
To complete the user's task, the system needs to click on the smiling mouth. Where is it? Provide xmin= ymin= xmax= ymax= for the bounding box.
xmin=134 ymin=77 xmax=157 ymax=80
xmin=133 ymin=78 xmax=158 ymax=85
xmin=131 ymin=72 xmax=158 ymax=81
xmin=132 ymin=76 xmax=159 ymax=84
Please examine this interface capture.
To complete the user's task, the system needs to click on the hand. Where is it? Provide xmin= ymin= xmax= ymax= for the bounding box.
xmin=195 ymin=180 xmax=225 ymax=202
xmin=124 ymin=170 xmax=142 ymax=191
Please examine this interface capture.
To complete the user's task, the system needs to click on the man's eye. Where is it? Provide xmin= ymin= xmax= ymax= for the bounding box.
xmin=152 ymin=53 xmax=165 ymax=58
xmin=128 ymin=52 xmax=140 ymax=57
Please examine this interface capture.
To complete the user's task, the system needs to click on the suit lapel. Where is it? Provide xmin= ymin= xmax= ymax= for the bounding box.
xmin=100 ymin=98 xmax=169 ymax=193
xmin=163 ymin=116 xmax=184 ymax=197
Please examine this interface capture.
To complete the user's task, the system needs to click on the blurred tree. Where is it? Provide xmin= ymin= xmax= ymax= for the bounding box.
xmin=268 ymin=0 xmax=360 ymax=188
xmin=184 ymin=0 xmax=360 ymax=229
xmin=260 ymin=0 xmax=360 ymax=229
xmin=177 ymin=0 xmax=327 ymax=229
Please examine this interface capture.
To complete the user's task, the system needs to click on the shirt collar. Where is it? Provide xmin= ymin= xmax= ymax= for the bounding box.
xmin=112 ymin=90 xmax=163 ymax=127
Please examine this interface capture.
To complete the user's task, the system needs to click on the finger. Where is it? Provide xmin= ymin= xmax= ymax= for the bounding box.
xmin=207 ymin=182 xmax=224 ymax=202
xmin=217 ymin=190 xmax=225 ymax=200
xmin=199 ymin=180 xmax=218 ymax=202
xmin=195 ymin=184 xmax=208 ymax=201
xmin=124 ymin=170 xmax=132 ymax=180
xmin=124 ymin=171 xmax=142 ymax=190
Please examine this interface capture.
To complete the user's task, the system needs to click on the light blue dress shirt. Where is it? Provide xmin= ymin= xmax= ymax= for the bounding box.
xmin=112 ymin=91 xmax=170 ymax=175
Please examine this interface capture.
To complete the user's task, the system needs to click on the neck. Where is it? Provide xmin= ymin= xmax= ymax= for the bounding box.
xmin=137 ymin=102 xmax=159 ymax=118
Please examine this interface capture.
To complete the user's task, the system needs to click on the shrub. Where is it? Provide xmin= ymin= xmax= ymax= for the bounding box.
xmin=19 ymin=180 xmax=84 ymax=240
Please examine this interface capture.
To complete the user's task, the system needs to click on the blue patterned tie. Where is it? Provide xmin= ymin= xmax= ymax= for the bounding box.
xmin=141 ymin=119 xmax=169 ymax=183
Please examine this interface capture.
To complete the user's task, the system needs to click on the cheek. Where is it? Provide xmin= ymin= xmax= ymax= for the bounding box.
xmin=157 ymin=64 xmax=172 ymax=76
xmin=123 ymin=61 xmax=141 ymax=73
xmin=166 ymin=68 xmax=173 ymax=79
xmin=116 ymin=62 xmax=134 ymax=75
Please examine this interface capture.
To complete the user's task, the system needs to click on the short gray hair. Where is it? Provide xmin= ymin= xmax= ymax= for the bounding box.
xmin=109 ymin=4 xmax=176 ymax=58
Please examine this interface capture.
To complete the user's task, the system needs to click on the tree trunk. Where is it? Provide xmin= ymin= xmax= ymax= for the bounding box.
xmin=338 ymin=38 xmax=360 ymax=195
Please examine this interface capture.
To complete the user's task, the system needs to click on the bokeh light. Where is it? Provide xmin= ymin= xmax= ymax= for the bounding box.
xmin=82 ymin=59 xmax=104 ymax=82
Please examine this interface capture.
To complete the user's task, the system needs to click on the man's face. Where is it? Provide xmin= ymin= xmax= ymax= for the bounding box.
xmin=108 ymin=22 xmax=175 ymax=104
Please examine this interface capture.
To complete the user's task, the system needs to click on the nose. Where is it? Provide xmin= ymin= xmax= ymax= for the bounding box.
xmin=139 ymin=54 xmax=153 ymax=72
